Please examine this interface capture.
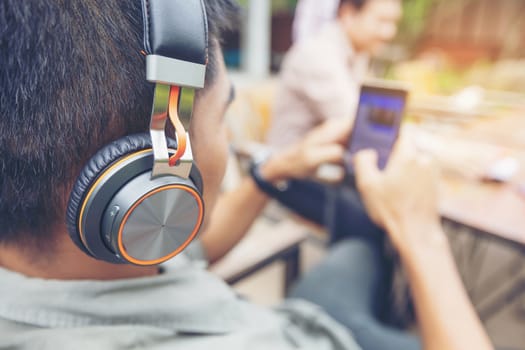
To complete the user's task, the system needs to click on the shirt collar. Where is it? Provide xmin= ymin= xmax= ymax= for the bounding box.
xmin=332 ymin=21 xmax=356 ymax=64
xmin=326 ymin=21 xmax=369 ymax=68
xmin=0 ymin=262 xmax=246 ymax=334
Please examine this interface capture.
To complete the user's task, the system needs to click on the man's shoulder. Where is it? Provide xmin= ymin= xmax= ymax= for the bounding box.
xmin=282 ymin=23 xmax=345 ymax=78
xmin=0 ymin=325 xmax=169 ymax=350
xmin=0 ymin=300 xmax=359 ymax=350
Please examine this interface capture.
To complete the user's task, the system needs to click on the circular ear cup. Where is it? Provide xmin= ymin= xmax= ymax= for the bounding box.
xmin=66 ymin=133 xmax=204 ymax=265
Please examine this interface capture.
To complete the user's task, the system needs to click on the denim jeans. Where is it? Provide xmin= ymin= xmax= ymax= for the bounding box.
xmin=289 ymin=237 xmax=421 ymax=350
xmin=265 ymin=179 xmax=382 ymax=242
xmin=270 ymin=179 xmax=421 ymax=350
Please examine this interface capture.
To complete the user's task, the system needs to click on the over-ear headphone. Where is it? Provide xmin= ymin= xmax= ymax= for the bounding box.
xmin=66 ymin=0 xmax=209 ymax=265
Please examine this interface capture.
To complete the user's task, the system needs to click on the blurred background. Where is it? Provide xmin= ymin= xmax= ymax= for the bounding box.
xmin=208 ymin=1 xmax=525 ymax=349
xmin=227 ymin=0 xmax=525 ymax=85
xmin=221 ymin=0 xmax=525 ymax=143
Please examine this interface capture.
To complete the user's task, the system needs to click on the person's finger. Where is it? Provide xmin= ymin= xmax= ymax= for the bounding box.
xmin=417 ymin=153 xmax=440 ymax=185
xmin=328 ymin=118 xmax=352 ymax=144
xmin=387 ymin=132 xmax=417 ymax=171
xmin=390 ymin=134 xmax=408 ymax=158
xmin=307 ymin=119 xmax=352 ymax=146
xmin=418 ymin=152 xmax=434 ymax=167
xmin=353 ymin=149 xmax=381 ymax=189
xmin=308 ymin=144 xmax=345 ymax=167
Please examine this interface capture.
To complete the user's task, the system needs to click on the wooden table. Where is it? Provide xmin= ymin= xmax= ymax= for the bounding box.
xmin=434 ymin=113 xmax=525 ymax=247
xmin=209 ymin=217 xmax=309 ymax=294
xmin=414 ymin=112 xmax=525 ymax=320
xmin=440 ymin=176 xmax=525 ymax=248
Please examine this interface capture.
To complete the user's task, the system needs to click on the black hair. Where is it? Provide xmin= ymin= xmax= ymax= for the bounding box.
xmin=0 ymin=0 xmax=239 ymax=245
xmin=339 ymin=0 xmax=368 ymax=11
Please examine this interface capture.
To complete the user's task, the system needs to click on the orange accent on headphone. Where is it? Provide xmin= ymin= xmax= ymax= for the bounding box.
xmin=117 ymin=184 xmax=204 ymax=266
xmin=168 ymin=86 xmax=187 ymax=167
xmin=78 ymin=149 xmax=153 ymax=250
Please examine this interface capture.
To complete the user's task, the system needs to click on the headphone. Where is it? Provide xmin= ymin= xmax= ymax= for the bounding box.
xmin=65 ymin=0 xmax=208 ymax=266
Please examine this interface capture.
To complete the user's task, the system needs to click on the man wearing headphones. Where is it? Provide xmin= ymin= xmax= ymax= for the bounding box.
xmin=0 ymin=1 xmax=492 ymax=349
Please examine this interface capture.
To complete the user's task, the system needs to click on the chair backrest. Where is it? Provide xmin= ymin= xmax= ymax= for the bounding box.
xmin=225 ymin=79 xmax=277 ymax=145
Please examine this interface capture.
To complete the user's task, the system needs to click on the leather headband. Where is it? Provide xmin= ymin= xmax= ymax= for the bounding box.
xmin=142 ymin=0 xmax=208 ymax=88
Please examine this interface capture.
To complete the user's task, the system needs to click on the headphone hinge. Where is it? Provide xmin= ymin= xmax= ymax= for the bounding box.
xmin=150 ymin=83 xmax=194 ymax=179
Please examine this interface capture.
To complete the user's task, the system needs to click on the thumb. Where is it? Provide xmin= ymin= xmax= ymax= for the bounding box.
xmin=353 ymin=149 xmax=381 ymax=189
xmin=307 ymin=119 xmax=352 ymax=146
xmin=309 ymin=144 xmax=345 ymax=166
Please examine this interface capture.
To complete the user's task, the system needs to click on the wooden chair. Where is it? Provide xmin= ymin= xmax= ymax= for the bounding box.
xmin=209 ymin=219 xmax=310 ymax=294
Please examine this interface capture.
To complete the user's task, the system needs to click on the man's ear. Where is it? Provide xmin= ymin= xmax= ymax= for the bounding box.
xmin=338 ymin=2 xmax=359 ymax=30
xmin=338 ymin=2 xmax=359 ymax=20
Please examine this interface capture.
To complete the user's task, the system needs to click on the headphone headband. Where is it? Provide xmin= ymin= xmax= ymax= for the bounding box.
xmin=143 ymin=0 xmax=208 ymax=88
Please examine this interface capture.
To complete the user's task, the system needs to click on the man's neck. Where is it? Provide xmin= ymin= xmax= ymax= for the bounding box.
xmin=335 ymin=17 xmax=372 ymax=57
xmin=333 ymin=19 xmax=361 ymax=57
xmin=0 ymin=229 xmax=159 ymax=280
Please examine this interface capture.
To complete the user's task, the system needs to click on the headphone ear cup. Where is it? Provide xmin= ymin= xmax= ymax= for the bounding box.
xmin=66 ymin=133 xmax=204 ymax=265
xmin=66 ymin=134 xmax=164 ymax=259
xmin=101 ymin=167 xmax=204 ymax=265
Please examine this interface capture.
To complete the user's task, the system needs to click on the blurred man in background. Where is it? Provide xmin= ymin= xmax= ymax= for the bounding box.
xmin=269 ymin=0 xmax=402 ymax=147
xmin=265 ymin=0 xmax=403 ymax=240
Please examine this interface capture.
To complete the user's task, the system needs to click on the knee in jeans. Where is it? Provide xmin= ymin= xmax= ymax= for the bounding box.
xmin=331 ymin=239 xmax=377 ymax=261
xmin=343 ymin=312 xmax=377 ymax=334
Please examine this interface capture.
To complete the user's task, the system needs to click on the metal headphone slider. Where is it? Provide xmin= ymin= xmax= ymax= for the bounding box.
xmin=149 ymin=83 xmax=194 ymax=179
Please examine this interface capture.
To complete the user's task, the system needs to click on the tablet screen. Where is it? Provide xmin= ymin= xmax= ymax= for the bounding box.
xmin=346 ymin=83 xmax=408 ymax=172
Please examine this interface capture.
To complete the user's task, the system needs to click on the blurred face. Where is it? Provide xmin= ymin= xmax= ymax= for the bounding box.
xmin=189 ymin=48 xmax=233 ymax=230
xmin=340 ymin=0 xmax=402 ymax=54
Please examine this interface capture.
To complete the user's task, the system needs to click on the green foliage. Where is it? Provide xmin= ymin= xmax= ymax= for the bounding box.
xmin=272 ymin=0 xmax=297 ymax=12
xmin=396 ymin=0 xmax=440 ymax=48
xmin=237 ymin=0 xmax=297 ymax=13
xmin=151 ymin=84 xmax=195 ymax=129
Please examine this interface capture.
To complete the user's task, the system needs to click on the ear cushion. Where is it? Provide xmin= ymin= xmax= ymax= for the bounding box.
xmin=66 ymin=133 xmax=202 ymax=256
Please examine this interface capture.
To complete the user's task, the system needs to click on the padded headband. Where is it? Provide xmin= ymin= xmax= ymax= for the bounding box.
xmin=142 ymin=0 xmax=208 ymax=88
